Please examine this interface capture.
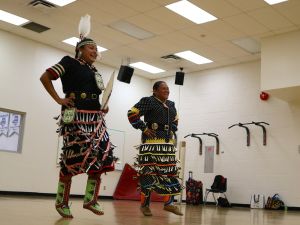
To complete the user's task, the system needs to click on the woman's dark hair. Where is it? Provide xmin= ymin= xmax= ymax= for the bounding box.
xmin=153 ymin=81 xmax=166 ymax=91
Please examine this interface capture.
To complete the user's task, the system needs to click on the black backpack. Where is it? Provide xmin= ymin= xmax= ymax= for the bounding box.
xmin=211 ymin=175 xmax=227 ymax=191
xmin=217 ymin=197 xmax=231 ymax=207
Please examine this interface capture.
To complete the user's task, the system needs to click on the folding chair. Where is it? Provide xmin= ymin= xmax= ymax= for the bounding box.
xmin=204 ymin=175 xmax=228 ymax=205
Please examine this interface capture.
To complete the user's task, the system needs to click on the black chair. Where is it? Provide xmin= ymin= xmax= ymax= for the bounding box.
xmin=204 ymin=175 xmax=228 ymax=205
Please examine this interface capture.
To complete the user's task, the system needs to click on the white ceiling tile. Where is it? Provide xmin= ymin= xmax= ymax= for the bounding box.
xmin=125 ymin=14 xmax=174 ymax=35
xmin=152 ymin=0 xmax=178 ymax=6
xmin=200 ymin=20 xmax=247 ymax=40
xmin=213 ymin=40 xmax=251 ymax=57
xmin=224 ymin=13 xmax=270 ymax=35
xmin=273 ymin=0 xmax=300 ymax=25
xmin=82 ymin=0 xmax=138 ymax=18
xmin=181 ymin=25 xmax=225 ymax=44
xmin=115 ymin=0 xmax=160 ymax=12
xmin=272 ymin=26 xmax=299 ymax=35
xmin=225 ymin=0 xmax=267 ymax=11
xmin=191 ymin=0 xmax=242 ymax=18
xmin=146 ymin=6 xmax=194 ymax=29
xmin=248 ymin=7 xmax=294 ymax=30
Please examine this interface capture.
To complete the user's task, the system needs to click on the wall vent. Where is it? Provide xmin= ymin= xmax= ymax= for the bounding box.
xmin=161 ymin=54 xmax=182 ymax=63
xmin=28 ymin=0 xmax=56 ymax=8
xmin=22 ymin=22 xmax=50 ymax=33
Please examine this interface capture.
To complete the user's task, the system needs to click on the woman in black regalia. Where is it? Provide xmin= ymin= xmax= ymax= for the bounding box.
xmin=127 ymin=81 xmax=183 ymax=216
xmin=40 ymin=15 xmax=115 ymax=218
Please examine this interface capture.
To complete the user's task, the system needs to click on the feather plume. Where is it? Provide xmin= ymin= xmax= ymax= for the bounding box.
xmin=78 ymin=14 xmax=91 ymax=39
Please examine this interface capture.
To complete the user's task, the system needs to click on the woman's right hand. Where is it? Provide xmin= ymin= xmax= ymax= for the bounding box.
xmin=58 ymin=97 xmax=74 ymax=108
xmin=143 ymin=128 xmax=156 ymax=138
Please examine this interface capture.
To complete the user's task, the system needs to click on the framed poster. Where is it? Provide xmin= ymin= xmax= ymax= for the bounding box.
xmin=0 ymin=108 xmax=25 ymax=153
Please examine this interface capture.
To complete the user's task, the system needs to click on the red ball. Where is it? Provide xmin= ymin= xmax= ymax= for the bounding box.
xmin=260 ymin=92 xmax=269 ymax=101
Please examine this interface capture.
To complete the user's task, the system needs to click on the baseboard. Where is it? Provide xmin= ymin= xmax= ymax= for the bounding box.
xmin=0 ymin=191 xmax=113 ymax=199
xmin=182 ymin=200 xmax=300 ymax=211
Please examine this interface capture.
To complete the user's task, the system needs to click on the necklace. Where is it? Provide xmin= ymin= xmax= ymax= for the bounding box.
xmin=77 ymin=58 xmax=105 ymax=91
xmin=77 ymin=58 xmax=96 ymax=71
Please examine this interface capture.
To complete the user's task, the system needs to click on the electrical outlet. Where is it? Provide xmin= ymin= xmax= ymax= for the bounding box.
xmin=103 ymin=186 xmax=106 ymax=190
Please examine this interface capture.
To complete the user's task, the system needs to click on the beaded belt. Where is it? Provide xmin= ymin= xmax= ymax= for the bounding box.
xmin=147 ymin=123 xmax=170 ymax=131
xmin=66 ymin=92 xmax=99 ymax=100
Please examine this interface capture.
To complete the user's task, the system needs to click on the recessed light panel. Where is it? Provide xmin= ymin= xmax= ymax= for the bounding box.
xmin=45 ymin=0 xmax=76 ymax=7
xmin=130 ymin=62 xmax=165 ymax=74
xmin=0 ymin=10 xmax=29 ymax=26
xmin=264 ymin=0 xmax=288 ymax=5
xmin=165 ymin=0 xmax=217 ymax=24
xmin=175 ymin=50 xmax=212 ymax=64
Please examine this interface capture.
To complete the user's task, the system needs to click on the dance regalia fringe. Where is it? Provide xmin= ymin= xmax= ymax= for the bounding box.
xmin=136 ymin=138 xmax=182 ymax=195
xmin=59 ymin=109 xmax=114 ymax=176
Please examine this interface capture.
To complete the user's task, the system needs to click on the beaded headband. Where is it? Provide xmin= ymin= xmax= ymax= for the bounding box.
xmin=77 ymin=38 xmax=96 ymax=49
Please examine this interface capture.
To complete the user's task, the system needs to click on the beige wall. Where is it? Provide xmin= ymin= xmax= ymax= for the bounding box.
xmin=163 ymin=61 xmax=300 ymax=206
xmin=1 ymin=29 xmax=300 ymax=207
xmin=261 ymin=30 xmax=300 ymax=102
xmin=261 ymin=30 xmax=300 ymax=90
xmin=0 ymin=29 xmax=151 ymax=196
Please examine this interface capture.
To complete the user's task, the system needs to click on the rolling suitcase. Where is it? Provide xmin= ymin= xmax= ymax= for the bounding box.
xmin=186 ymin=171 xmax=203 ymax=205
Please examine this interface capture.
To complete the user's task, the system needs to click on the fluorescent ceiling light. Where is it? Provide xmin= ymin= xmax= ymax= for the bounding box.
xmin=175 ymin=50 xmax=212 ymax=64
xmin=45 ymin=0 xmax=76 ymax=6
xmin=263 ymin=0 xmax=288 ymax=5
xmin=231 ymin=38 xmax=260 ymax=54
xmin=109 ymin=21 xmax=154 ymax=40
xmin=130 ymin=62 xmax=165 ymax=74
xmin=62 ymin=37 xmax=107 ymax=52
xmin=0 ymin=10 xmax=29 ymax=26
xmin=165 ymin=0 xmax=217 ymax=24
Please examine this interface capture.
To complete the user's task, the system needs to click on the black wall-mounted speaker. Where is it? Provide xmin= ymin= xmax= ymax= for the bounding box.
xmin=175 ymin=71 xmax=185 ymax=85
xmin=117 ymin=65 xmax=134 ymax=84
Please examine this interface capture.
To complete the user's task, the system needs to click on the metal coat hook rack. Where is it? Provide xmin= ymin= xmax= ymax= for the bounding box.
xmin=184 ymin=133 xmax=220 ymax=155
xmin=228 ymin=123 xmax=250 ymax=146
xmin=203 ymin=133 xmax=220 ymax=154
xmin=228 ymin=121 xmax=269 ymax=146
xmin=251 ymin=121 xmax=269 ymax=145
xmin=184 ymin=133 xmax=203 ymax=155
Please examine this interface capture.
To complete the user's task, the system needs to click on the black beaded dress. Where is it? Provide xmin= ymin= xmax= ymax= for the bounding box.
xmin=47 ymin=56 xmax=115 ymax=176
xmin=128 ymin=96 xmax=182 ymax=196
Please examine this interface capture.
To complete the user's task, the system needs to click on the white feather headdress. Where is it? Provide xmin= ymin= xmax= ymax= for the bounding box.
xmin=78 ymin=14 xmax=91 ymax=40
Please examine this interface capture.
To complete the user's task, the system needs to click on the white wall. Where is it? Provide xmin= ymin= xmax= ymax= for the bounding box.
xmin=164 ymin=61 xmax=300 ymax=207
xmin=0 ymin=29 xmax=151 ymax=196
